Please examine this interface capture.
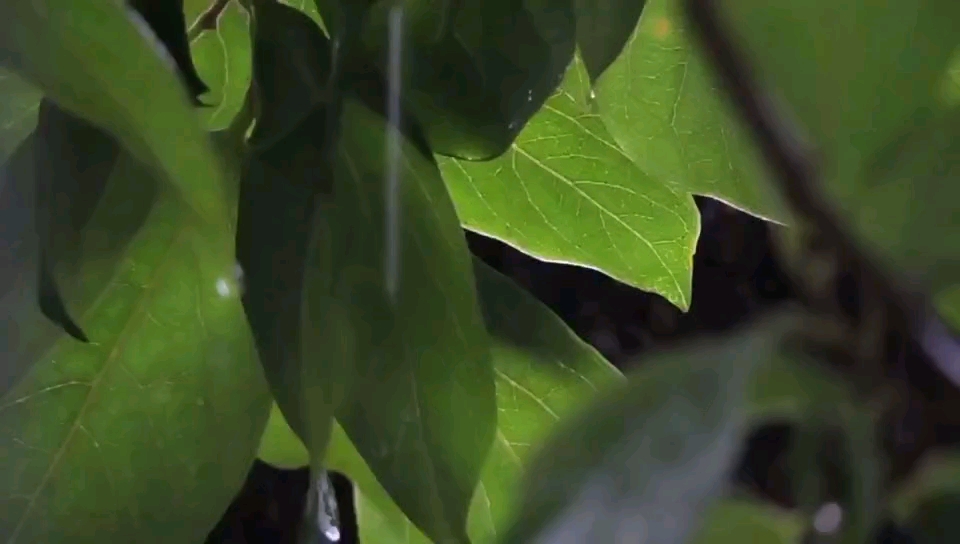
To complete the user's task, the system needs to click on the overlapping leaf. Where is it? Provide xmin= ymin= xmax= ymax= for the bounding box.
xmin=188 ymin=0 xmax=252 ymax=130
xmin=502 ymin=316 xmax=790 ymax=544
xmin=129 ymin=0 xmax=209 ymax=103
xmin=573 ymin=0 xmax=646 ymax=81
xmin=593 ymin=0 xmax=787 ymax=222
xmin=0 ymin=69 xmax=39 ymax=161
xmin=0 ymin=134 xmax=271 ymax=542
xmin=359 ymin=0 xmax=576 ymax=159
xmin=716 ymin=0 xmax=960 ymax=226
xmin=0 ymin=0 xmax=234 ymax=234
xmin=439 ymin=55 xmax=699 ymax=309
xmin=317 ymin=99 xmax=496 ymax=544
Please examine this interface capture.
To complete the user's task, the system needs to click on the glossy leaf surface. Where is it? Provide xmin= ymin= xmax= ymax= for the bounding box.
xmin=0 ymin=139 xmax=272 ymax=542
xmin=319 ymin=99 xmax=496 ymax=544
xmin=439 ymin=56 xmax=699 ymax=309
xmin=502 ymin=317 xmax=788 ymax=544
xmin=594 ymin=0 xmax=787 ymax=222
xmin=362 ymin=0 xmax=576 ymax=159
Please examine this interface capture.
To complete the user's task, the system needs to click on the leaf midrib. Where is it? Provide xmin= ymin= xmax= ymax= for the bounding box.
xmin=7 ymin=223 xmax=188 ymax=541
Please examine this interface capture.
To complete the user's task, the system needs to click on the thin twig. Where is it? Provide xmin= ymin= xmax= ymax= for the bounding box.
xmin=187 ymin=0 xmax=232 ymax=42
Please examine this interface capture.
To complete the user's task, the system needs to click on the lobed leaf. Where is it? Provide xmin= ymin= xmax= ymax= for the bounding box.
xmin=593 ymin=0 xmax=787 ymax=222
xmin=439 ymin=55 xmax=699 ymax=309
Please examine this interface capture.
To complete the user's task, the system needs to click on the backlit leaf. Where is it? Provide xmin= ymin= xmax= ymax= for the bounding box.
xmin=189 ymin=0 xmax=252 ymax=130
xmin=439 ymin=55 xmax=699 ymax=309
xmin=594 ymin=0 xmax=787 ymax=222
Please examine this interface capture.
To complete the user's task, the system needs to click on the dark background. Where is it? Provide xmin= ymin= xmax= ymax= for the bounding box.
xmin=206 ymin=196 xmax=796 ymax=543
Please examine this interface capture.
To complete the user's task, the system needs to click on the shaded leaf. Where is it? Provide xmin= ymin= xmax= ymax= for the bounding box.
xmin=129 ymin=0 xmax=210 ymax=103
xmin=362 ymin=0 xmax=576 ymax=159
xmin=0 ymin=143 xmax=272 ymax=541
xmin=691 ymin=499 xmax=803 ymax=544
xmin=594 ymin=0 xmax=787 ymax=222
xmin=502 ymin=317 xmax=789 ymax=544
xmin=316 ymin=98 xmax=496 ymax=544
xmin=848 ymin=110 xmax=960 ymax=293
xmin=0 ymin=0 xmax=234 ymax=232
xmin=314 ymin=257 xmax=623 ymax=543
xmin=189 ymin=0 xmax=253 ymax=130
xmin=248 ymin=0 xmax=332 ymax=151
xmin=0 ymin=68 xmax=39 ymax=161
xmin=439 ymin=55 xmax=699 ymax=309
xmin=574 ymin=0 xmax=645 ymax=81
xmin=33 ymin=102 xmax=121 ymax=342
xmin=238 ymin=0 xmax=339 ymax=468
xmin=717 ymin=0 xmax=960 ymax=212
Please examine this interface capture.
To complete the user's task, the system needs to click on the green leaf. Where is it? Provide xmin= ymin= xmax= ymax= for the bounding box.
xmin=691 ymin=499 xmax=804 ymax=544
xmin=321 ymin=98 xmax=496 ymax=544
xmin=129 ymin=0 xmax=210 ymax=103
xmin=238 ymin=0 xmax=339 ymax=468
xmin=0 ymin=141 xmax=272 ymax=541
xmin=317 ymin=256 xmax=622 ymax=544
xmin=258 ymin=403 xmax=310 ymax=469
xmin=189 ymin=0 xmax=253 ymax=130
xmin=593 ymin=0 xmax=788 ymax=222
xmin=439 ymin=55 xmax=700 ymax=309
xmin=502 ymin=317 xmax=789 ymax=544
xmin=362 ymin=0 xmax=577 ymax=159
xmin=0 ymin=0 xmax=234 ymax=233
xmin=0 ymin=68 xmax=39 ymax=161
xmin=573 ymin=0 xmax=646 ymax=81
xmin=846 ymin=110 xmax=960 ymax=293
xmin=717 ymin=0 xmax=960 ymax=208
xmin=248 ymin=0 xmax=331 ymax=151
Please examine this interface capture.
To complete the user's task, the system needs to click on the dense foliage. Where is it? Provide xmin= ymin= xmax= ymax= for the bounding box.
xmin=1 ymin=0 xmax=959 ymax=543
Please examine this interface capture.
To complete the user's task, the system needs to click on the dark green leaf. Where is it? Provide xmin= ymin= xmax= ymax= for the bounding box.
xmin=128 ymin=0 xmax=210 ymax=103
xmin=313 ymin=98 xmax=496 ymax=544
xmin=574 ymin=0 xmax=645 ymax=81
xmin=315 ymin=257 xmax=622 ymax=543
xmin=0 ymin=0 xmax=234 ymax=231
xmin=439 ymin=55 xmax=699 ymax=309
xmin=361 ymin=0 xmax=576 ymax=159
xmin=503 ymin=317 xmax=789 ymax=544
xmin=248 ymin=0 xmax=331 ymax=151
xmin=238 ymin=0 xmax=338 ymax=466
xmin=593 ymin=0 xmax=788 ymax=222
xmin=0 ymin=143 xmax=272 ymax=541
xmin=33 ymin=102 xmax=121 ymax=342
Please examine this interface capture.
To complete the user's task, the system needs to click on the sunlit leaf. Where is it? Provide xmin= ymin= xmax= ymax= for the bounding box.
xmin=594 ymin=0 xmax=787 ymax=222
xmin=189 ymin=0 xmax=252 ymax=130
xmin=0 ymin=140 xmax=271 ymax=541
xmin=439 ymin=55 xmax=699 ymax=309
xmin=502 ymin=317 xmax=789 ymax=544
